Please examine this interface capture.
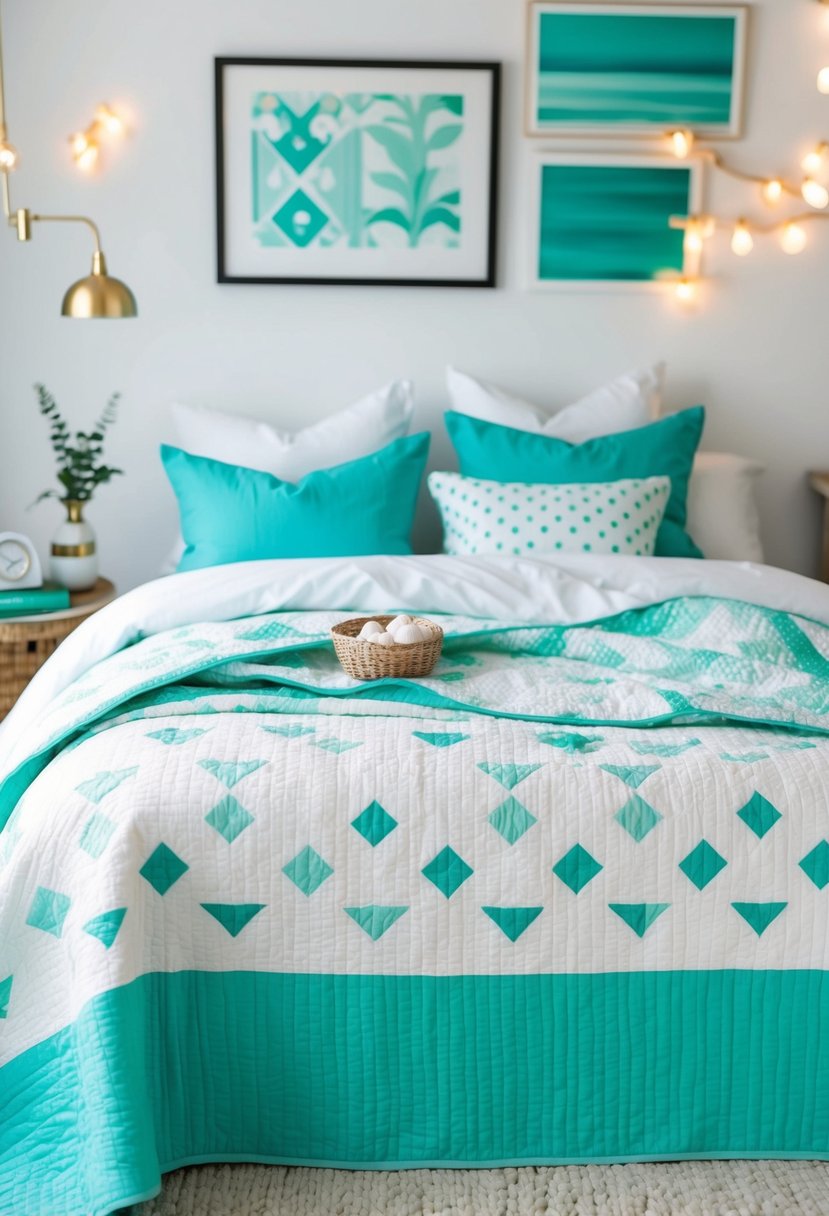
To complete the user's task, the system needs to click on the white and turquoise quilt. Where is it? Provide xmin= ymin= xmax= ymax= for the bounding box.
xmin=1 ymin=554 xmax=828 ymax=1216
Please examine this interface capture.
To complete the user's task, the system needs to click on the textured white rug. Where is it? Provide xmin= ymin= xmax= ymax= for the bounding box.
xmin=139 ymin=1161 xmax=829 ymax=1216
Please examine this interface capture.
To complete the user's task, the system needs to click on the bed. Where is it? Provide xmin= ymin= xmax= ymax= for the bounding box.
xmin=0 ymin=552 xmax=828 ymax=1215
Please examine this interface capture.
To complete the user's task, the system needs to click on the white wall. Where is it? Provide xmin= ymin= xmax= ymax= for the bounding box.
xmin=0 ymin=0 xmax=827 ymax=592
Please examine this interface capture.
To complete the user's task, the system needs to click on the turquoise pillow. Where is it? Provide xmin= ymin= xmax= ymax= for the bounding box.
xmin=445 ymin=406 xmax=705 ymax=557
xmin=162 ymin=433 xmax=430 ymax=572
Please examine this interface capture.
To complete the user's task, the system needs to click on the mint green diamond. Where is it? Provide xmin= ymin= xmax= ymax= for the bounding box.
xmin=737 ymin=792 xmax=781 ymax=839
xmin=679 ymin=840 xmax=727 ymax=891
xmin=615 ymin=795 xmax=662 ymax=842
xmin=139 ymin=843 xmax=188 ymax=895
xmin=422 ymin=846 xmax=473 ymax=899
xmin=283 ymin=846 xmax=333 ymax=896
xmin=488 ymin=797 xmax=537 ymax=845
xmin=553 ymin=844 xmax=603 ymax=894
xmin=26 ymin=886 xmax=71 ymax=937
xmin=800 ymin=841 xmax=829 ymax=890
xmin=205 ymin=796 xmax=254 ymax=843
xmin=82 ymin=907 xmax=126 ymax=949
xmin=78 ymin=812 xmax=116 ymax=859
xmin=75 ymin=766 xmax=138 ymax=804
xmin=351 ymin=801 xmax=397 ymax=847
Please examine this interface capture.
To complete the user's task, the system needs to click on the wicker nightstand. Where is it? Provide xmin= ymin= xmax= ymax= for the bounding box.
xmin=0 ymin=577 xmax=116 ymax=720
xmin=809 ymin=473 xmax=829 ymax=583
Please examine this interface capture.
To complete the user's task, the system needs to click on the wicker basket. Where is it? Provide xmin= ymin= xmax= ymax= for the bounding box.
xmin=331 ymin=615 xmax=443 ymax=680
xmin=0 ymin=610 xmax=96 ymax=719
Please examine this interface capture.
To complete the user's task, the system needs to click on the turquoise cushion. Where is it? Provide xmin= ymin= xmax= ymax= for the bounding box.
xmin=445 ymin=407 xmax=705 ymax=558
xmin=162 ymin=433 xmax=430 ymax=572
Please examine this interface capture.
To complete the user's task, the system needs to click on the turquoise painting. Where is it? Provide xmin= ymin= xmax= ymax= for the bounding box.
xmin=529 ymin=4 xmax=744 ymax=134
xmin=251 ymin=92 xmax=463 ymax=250
xmin=536 ymin=162 xmax=693 ymax=283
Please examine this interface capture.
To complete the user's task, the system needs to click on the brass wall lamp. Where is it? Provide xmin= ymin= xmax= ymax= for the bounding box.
xmin=0 ymin=0 xmax=137 ymax=318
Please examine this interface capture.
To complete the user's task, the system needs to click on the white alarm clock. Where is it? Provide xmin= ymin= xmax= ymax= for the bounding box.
xmin=0 ymin=532 xmax=43 ymax=590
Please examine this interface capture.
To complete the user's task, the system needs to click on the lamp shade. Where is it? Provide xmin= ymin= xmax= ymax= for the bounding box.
xmin=61 ymin=251 xmax=137 ymax=318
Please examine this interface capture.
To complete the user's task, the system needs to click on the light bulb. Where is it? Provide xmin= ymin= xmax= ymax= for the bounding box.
xmin=818 ymin=67 xmax=829 ymax=95
xmin=802 ymin=177 xmax=829 ymax=209
xmin=0 ymin=139 xmax=18 ymax=170
xmin=683 ymin=222 xmax=703 ymax=256
xmin=675 ymin=277 xmax=697 ymax=302
xmin=700 ymin=215 xmax=716 ymax=239
xmin=69 ymin=131 xmax=90 ymax=156
xmin=761 ymin=178 xmax=783 ymax=205
xmin=669 ymin=129 xmax=694 ymax=159
xmin=730 ymin=220 xmax=754 ymax=257
xmin=781 ymin=222 xmax=807 ymax=255
xmin=74 ymin=142 xmax=99 ymax=171
xmin=95 ymin=103 xmax=124 ymax=137
xmin=801 ymin=142 xmax=828 ymax=175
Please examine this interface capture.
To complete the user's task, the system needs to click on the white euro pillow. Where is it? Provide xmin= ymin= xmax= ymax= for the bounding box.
xmin=686 ymin=452 xmax=765 ymax=563
xmin=446 ymin=365 xmax=664 ymax=441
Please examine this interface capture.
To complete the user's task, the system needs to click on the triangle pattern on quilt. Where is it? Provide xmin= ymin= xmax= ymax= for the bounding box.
xmin=732 ymin=901 xmax=787 ymax=937
xmin=345 ymin=905 xmax=408 ymax=941
xmin=477 ymin=762 xmax=542 ymax=790
xmin=82 ymin=907 xmax=127 ymax=949
xmin=609 ymin=903 xmax=669 ymax=938
xmin=201 ymin=903 xmax=266 ymax=937
xmin=481 ymin=906 xmax=543 ymax=942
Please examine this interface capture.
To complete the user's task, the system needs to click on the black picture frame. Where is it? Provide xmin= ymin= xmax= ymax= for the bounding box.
xmin=215 ymin=57 xmax=500 ymax=288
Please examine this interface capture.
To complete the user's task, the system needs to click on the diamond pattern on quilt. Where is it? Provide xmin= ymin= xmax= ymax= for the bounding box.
xmin=412 ymin=731 xmax=470 ymax=748
xmin=201 ymin=903 xmax=265 ymax=937
xmin=78 ymin=812 xmax=116 ymax=859
xmin=679 ymin=840 xmax=727 ymax=891
xmin=351 ymin=801 xmax=397 ymax=847
xmin=75 ymin=767 xmax=138 ymax=804
xmin=609 ymin=903 xmax=669 ymax=938
xmin=205 ymin=796 xmax=254 ymax=843
xmin=799 ymin=841 xmax=829 ymax=890
xmin=82 ymin=908 xmax=126 ymax=949
xmin=422 ymin=846 xmax=473 ymax=899
xmin=0 ymin=975 xmax=11 ymax=1019
xmin=481 ymin=906 xmax=543 ymax=942
xmin=345 ymin=905 xmax=408 ymax=940
xmin=26 ymin=886 xmax=71 ymax=937
xmin=260 ymin=724 xmax=315 ymax=738
xmin=146 ymin=727 xmax=210 ymax=745
xmin=488 ymin=797 xmax=537 ymax=845
xmin=477 ymin=762 xmax=541 ymax=790
xmin=553 ymin=844 xmax=603 ymax=894
xmin=614 ymin=795 xmax=663 ymax=842
xmin=313 ymin=738 xmax=363 ymax=754
xmin=737 ymin=791 xmax=782 ymax=839
xmin=283 ymin=846 xmax=333 ymax=896
xmin=600 ymin=764 xmax=660 ymax=789
xmin=139 ymin=844 xmax=188 ymax=896
xmin=629 ymin=738 xmax=701 ymax=757
xmin=732 ymin=901 xmax=787 ymax=936
xmin=198 ymin=759 xmax=266 ymax=789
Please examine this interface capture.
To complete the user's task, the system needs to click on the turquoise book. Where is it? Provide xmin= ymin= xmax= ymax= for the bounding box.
xmin=0 ymin=581 xmax=70 ymax=617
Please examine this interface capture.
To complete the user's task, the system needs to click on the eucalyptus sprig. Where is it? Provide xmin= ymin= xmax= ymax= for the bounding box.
xmin=33 ymin=383 xmax=124 ymax=505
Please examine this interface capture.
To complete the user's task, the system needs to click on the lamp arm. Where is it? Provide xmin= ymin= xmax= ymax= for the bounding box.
xmin=27 ymin=212 xmax=102 ymax=253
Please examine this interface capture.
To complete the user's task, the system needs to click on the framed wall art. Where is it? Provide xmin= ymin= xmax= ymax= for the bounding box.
xmin=526 ymin=3 xmax=747 ymax=138
xmin=215 ymin=58 xmax=500 ymax=287
xmin=530 ymin=154 xmax=703 ymax=289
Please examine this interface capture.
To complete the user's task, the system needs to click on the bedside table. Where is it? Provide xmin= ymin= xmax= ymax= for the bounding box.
xmin=809 ymin=473 xmax=829 ymax=582
xmin=0 ymin=577 xmax=116 ymax=720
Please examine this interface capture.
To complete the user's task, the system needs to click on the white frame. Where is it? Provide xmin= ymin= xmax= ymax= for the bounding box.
xmin=528 ymin=152 xmax=704 ymax=292
xmin=525 ymin=2 xmax=748 ymax=138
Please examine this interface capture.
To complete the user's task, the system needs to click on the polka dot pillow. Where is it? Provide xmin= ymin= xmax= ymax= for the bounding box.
xmin=428 ymin=471 xmax=671 ymax=558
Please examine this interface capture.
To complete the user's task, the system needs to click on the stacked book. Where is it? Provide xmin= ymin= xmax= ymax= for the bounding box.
xmin=0 ymin=581 xmax=71 ymax=618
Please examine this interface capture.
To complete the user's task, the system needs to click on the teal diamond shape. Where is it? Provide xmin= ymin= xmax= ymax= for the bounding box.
xmin=283 ymin=845 xmax=333 ymax=896
xmin=0 ymin=975 xmax=12 ymax=1019
xmin=737 ymin=792 xmax=782 ymax=839
xmin=422 ymin=846 xmax=473 ymax=899
xmin=199 ymin=759 xmax=266 ymax=789
xmin=800 ymin=841 xmax=829 ymax=890
xmin=78 ymin=812 xmax=116 ymax=859
xmin=75 ymin=766 xmax=138 ymax=804
xmin=615 ymin=795 xmax=662 ymax=842
xmin=139 ymin=843 xmax=188 ymax=895
xmin=478 ymin=762 xmax=541 ymax=790
xmin=553 ymin=844 xmax=603 ymax=894
xmin=679 ymin=839 xmax=727 ymax=891
xmin=205 ymin=796 xmax=254 ymax=843
xmin=273 ymin=189 xmax=329 ymax=248
xmin=351 ymin=801 xmax=397 ymax=847
xmin=26 ymin=886 xmax=71 ymax=937
xmin=82 ymin=907 xmax=126 ymax=949
xmin=488 ymin=797 xmax=537 ymax=845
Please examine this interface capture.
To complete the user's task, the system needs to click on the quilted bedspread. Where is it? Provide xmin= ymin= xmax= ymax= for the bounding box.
xmin=1 ymin=555 xmax=828 ymax=1216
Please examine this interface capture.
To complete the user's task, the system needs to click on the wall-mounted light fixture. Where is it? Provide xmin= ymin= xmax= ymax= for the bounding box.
xmin=0 ymin=0 xmax=136 ymax=317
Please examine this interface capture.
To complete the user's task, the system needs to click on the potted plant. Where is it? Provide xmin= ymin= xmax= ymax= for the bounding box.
xmin=33 ymin=384 xmax=123 ymax=590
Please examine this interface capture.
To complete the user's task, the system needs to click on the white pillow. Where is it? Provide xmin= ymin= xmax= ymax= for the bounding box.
xmin=446 ymin=365 xmax=664 ymax=441
xmin=170 ymin=380 xmax=414 ymax=480
xmin=428 ymin=471 xmax=671 ymax=558
xmin=686 ymin=452 xmax=765 ymax=563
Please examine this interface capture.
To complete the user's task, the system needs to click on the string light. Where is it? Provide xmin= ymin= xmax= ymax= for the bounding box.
xmin=801 ymin=142 xmax=828 ymax=175
xmin=93 ymin=103 xmax=124 ymax=137
xmin=683 ymin=220 xmax=704 ymax=256
xmin=761 ymin=178 xmax=784 ymax=205
xmin=730 ymin=219 xmax=754 ymax=256
xmin=781 ymin=222 xmax=808 ymax=254
xmin=801 ymin=177 xmax=829 ymax=209
xmin=675 ymin=278 xmax=697 ymax=302
xmin=819 ymin=67 xmax=829 ymax=94
xmin=0 ymin=139 xmax=17 ymax=169
xmin=67 ymin=103 xmax=125 ymax=171
xmin=669 ymin=129 xmax=694 ymax=159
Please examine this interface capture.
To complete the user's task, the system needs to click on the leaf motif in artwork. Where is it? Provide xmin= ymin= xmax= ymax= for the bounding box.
xmin=426 ymin=123 xmax=462 ymax=152
xmin=370 ymin=171 xmax=411 ymax=201
xmin=365 ymin=124 xmax=416 ymax=175
xmin=420 ymin=206 xmax=461 ymax=233
xmin=365 ymin=207 xmax=412 ymax=232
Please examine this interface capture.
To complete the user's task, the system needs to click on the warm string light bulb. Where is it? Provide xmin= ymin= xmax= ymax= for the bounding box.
xmin=669 ymin=129 xmax=694 ymax=159
xmin=675 ymin=277 xmax=697 ymax=302
xmin=818 ymin=67 xmax=829 ymax=95
xmin=68 ymin=103 xmax=125 ymax=171
xmin=94 ymin=103 xmax=125 ymax=137
xmin=761 ymin=178 xmax=783 ymax=205
xmin=730 ymin=219 xmax=754 ymax=256
xmin=802 ymin=177 xmax=829 ymax=209
xmin=683 ymin=220 xmax=704 ymax=256
xmin=0 ymin=139 xmax=18 ymax=170
xmin=801 ymin=142 xmax=828 ymax=175
xmin=781 ymin=222 xmax=808 ymax=255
